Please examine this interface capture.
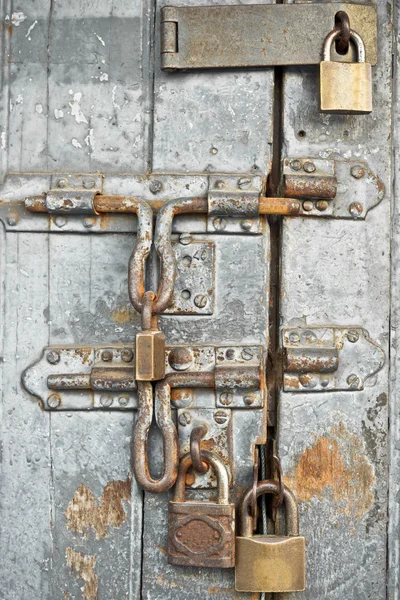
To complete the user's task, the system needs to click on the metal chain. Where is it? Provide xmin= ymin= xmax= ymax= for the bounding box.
xmin=335 ymin=10 xmax=351 ymax=54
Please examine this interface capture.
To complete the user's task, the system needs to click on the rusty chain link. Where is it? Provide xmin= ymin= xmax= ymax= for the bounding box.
xmin=190 ymin=422 xmax=209 ymax=474
xmin=335 ymin=10 xmax=351 ymax=54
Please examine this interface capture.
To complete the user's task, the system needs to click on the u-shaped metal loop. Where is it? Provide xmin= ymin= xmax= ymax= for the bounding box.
xmin=322 ymin=28 xmax=366 ymax=63
xmin=126 ymin=199 xmax=154 ymax=313
xmin=132 ymin=381 xmax=179 ymax=493
xmin=173 ymin=450 xmax=230 ymax=504
xmin=240 ymin=480 xmax=299 ymax=538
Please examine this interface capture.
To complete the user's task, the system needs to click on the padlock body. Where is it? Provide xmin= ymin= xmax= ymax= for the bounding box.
xmin=168 ymin=500 xmax=235 ymax=567
xmin=320 ymin=61 xmax=372 ymax=114
xmin=135 ymin=330 xmax=165 ymax=381
xmin=235 ymin=535 xmax=306 ymax=592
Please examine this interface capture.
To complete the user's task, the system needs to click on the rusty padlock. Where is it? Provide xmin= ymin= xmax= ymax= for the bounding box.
xmin=168 ymin=450 xmax=235 ymax=568
xmin=235 ymin=480 xmax=306 ymax=592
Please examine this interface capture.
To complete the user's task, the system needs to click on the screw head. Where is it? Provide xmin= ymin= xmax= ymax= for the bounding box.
xmin=240 ymin=219 xmax=253 ymax=231
xmin=241 ymin=348 xmax=254 ymax=361
xmin=54 ymin=216 xmax=67 ymax=228
xmin=220 ymin=392 xmax=233 ymax=406
xmin=149 ymin=180 xmax=162 ymax=194
xmin=290 ymin=159 xmax=302 ymax=171
xmin=225 ymin=348 xmax=235 ymax=360
xmin=58 ymin=178 xmax=67 ymax=188
xmin=214 ymin=180 xmax=225 ymax=189
xmin=194 ymin=294 xmax=208 ymax=309
xmin=101 ymin=350 xmax=113 ymax=362
xmin=47 ymin=394 xmax=61 ymax=408
xmin=7 ymin=215 xmax=17 ymax=226
xmin=351 ymin=165 xmax=365 ymax=179
xmin=237 ymin=177 xmax=252 ymax=190
xmin=121 ymin=349 xmax=133 ymax=363
xmin=321 ymin=377 xmax=330 ymax=388
xmin=302 ymin=330 xmax=317 ymax=344
xmin=299 ymin=375 xmax=316 ymax=389
xmin=243 ymin=393 xmax=256 ymax=406
xmin=214 ymin=410 xmax=229 ymax=426
xmin=47 ymin=350 xmax=60 ymax=365
xmin=302 ymin=200 xmax=314 ymax=212
xmin=349 ymin=202 xmax=363 ymax=217
xmin=168 ymin=347 xmax=193 ymax=371
xmin=83 ymin=217 xmax=96 ymax=229
xmin=178 ymin=412 xmax=192 ymax=426
xmin=346 ymin=330 xmax=359 ymax=343
xmin=316 ymin=200 xmax=329 ymax=212
xmin=212 ymin=217 xmax=227 ymax=232
xmin=303 ymin=161 xmax=316 ymax=173
xmin=347 ymin=374 xmax=360 ymax=389
xmin=288 ymin=332 xmax=300 ymax=344
xmin=83 ymin=179 xmax=95 ymax=189
xmin=100 ymin=394 xmax=113 ymax=407
xmin=179 ymin=232 xmax=192 ymax=246
xmin=118 ymin=396 xmax=129 ymax=406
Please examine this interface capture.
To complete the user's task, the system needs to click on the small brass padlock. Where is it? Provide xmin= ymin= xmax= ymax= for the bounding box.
xmin=235 ymin=480 xmax=306 ymax=592
xmin=168 ymin=450 xmax=235 ymax=568
xmin=320 ymin=28 xmax=372 ymax=114
xmin=135 ymin=291 xmax=166 ymax=381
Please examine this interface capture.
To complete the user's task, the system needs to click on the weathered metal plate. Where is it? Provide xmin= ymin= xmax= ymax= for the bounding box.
xmin=161 ymin=3 xmax=377 ymax=70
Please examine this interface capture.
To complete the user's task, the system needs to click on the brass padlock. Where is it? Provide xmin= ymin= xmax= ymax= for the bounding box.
xmin=135 ymin=291 xmax=166 ymax=381
xmin=320 ymin=28 xmax=372 ymax=114
xmin=235 ymin=480 xmax=306 ymax=592
xmin=168 ymin=450 xmax=235 ymax=568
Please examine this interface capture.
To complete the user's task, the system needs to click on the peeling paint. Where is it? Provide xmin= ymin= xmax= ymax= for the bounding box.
xmin=54 ymin=109 xmax=64 ymax=120
xmin=1 ymin=132 xmax=6 ymax=150
xmin=111 ymin=305 xmax=135 ymax=324
xmin=65 ymin=476 xmax=131 ymax=539
xmin=69 ymin=92 xmax=88 ymax=125
xmin=93 ymin=32 xmax=106 ymax=46
xmin=11 ymin=12 xmax=26 ymax=26
xmin=35 ymin=103 xmax=43 ymax=114
xmin=72 ymin=138 xmax=83 ymax=149
xmin=25 ymin=20 xmax=37 ymax=39
xmin=66 ymin=548 xmax=98 ymax=600
xmin=285 ymin=422 xmax=375 ymax=520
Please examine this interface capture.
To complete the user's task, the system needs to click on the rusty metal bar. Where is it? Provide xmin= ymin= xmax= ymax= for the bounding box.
xmin=284 ymin=348 xmax=339 ymax=374
xmin=258 ymin=197 xmax=301 ymax=216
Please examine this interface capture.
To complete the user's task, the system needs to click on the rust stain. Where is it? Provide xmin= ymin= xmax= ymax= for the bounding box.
xmin=111 ymin=305 xmax=135 ymax=324
xmin=64 ymin=593 xmax=70 ymax=600
xmin=157 ymin=544 xmax=168 ymax=555
xmin=65 ymin=476 xmax=131 ymax=538
xmin=285 ymin=423 xmax=375 ymax=520
xmin=66 ymin=548 xmax=98 ymax=600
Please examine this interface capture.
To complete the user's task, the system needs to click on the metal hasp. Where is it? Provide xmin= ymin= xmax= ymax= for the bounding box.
xmin=161 ymin=3 xmax=377 ymax=70
xmin=282 ymin=326 xmax=385 ymax=392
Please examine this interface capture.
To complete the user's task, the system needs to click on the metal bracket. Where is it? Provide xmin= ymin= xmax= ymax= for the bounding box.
xmin=207 ymin=175 xmax=263 ymax=234
xmin=282 ymin=326 xmax=385 ymax=392
xmin=283 ymin=158 xmax=385 ymax=219
xmin=22 ymin=344 xmax=265 ymax=410
xmin=160 ymin=3 xmax=377 ymax=71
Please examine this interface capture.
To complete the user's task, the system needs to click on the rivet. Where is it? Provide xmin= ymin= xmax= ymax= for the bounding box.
xmin=178 ymin=412 xmax=192 ymax=426
xmin=121 ymin=349 xmax=134 ymax=363
xmin=303 ymin=161 xmax=316 ymax=173
xmin=220 ymin=392 xmax=233 ymax=406
xmin=302 ymin=330 xmax=317 ymax=344
xmin=194 ymin=294 xmax=208 ymax=309
xmin=214 ymin=180 xmax=225 ymax=190
xmin=349 ymin=202 xmax=363 ymax=217
xmin=346 ymin=330 xmax=359 ymax=343
xmin=288 ymin=332 xmax=300 ymax=344
xmin=168 ymin=347 xmax=193 ymax=371
xmin=347 ymin=374 xmax=360 ymax=389
xmin=351 ymin=165 xmax=365 ymax=179
xmin=240 ymin=219 xmax=253 ymax=231
xmin=47 ymin=350 xmax=60 ymax=365
xmin=47 ymin=394 xmax=61 ymax=409
xmin=302 ymin=200 xmax=314 ymax=212
xmin=241 ymin=348 xmax=254 ymax=361
xmin=83 ymin=217 xmax=96 ymax=229
xmin=299 ymin=375 xmax=316 ymax=389
xmin=179 ymin=232 xmax=192 ymax=245
xmin=212 ymin=217 xmax=227 ymax=231
xmin=316 ymin=200 xmax=329 ymax=212
xmin=225 ymin=348 xmax=235 ymax=360
xmin=237 ymin=177 xmax=252 ymax=190
xmin=7 ymin=215 xmax=18 ymax=226
xmin=290 ymin=159 xmax=302 ymax=171
xmin=213 ymin=410 xmax=229 ymax=425
xmin=55 ymin=216 xmax=67 ymax=228
xmin=149 ymin=180 xmax=162 ymax=194
xmin=83 ymin=179 xmax=95 ymax=189
xmin=243 ymin=393 xmax=256 ymax=406
xmin=101 ymin=349 xmax=113 ymax=362
xmin=320 ymin=377 xmax=330 ymax=388
xmin=58 ymin=178 xmax=67 ymax=188
xmin=118 ymin=396 xmax=129 ymax=406
xmin=210 ymin=146 xmax=218 ymax=155
xmin=100 ymin=394 xmax=113 ymax=407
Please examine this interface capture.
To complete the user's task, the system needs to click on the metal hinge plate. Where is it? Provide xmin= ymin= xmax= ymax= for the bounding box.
xmin=160 ymin=3 xmax=377 ymax=71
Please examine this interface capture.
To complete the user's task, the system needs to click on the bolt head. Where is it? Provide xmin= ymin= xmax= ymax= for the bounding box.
xmin=290 ymin=159 xmax=302 ymax=171
xmin=7 ymin=215 xmax=17 ymax=226
xmin=220 ymin=392 xmax=233 ymax=406
xmin=351 ymin=165 xmax=365 ymax=179
xmin=83 ymin=217 xmax=96 ymax=229
xmin=212 ymin=217 xmax=227 ymax=231
xmin=47 ymin=394 xmax=61 ymax=408
xmin=121 ymin=349 xmax=134 ymax=363
xmin=243 ymin=393 xmax=256 ymax=406
xmin=194 ymin=294 xmax=208 ymax=309
xmin=240 ymin=219 xmax=253 ymax=231
xmin=83 ymin=179 xmax=95 ymax=189
xmin=241 ymin=348 xmax=254 ymax=361
xmin=302 ymin=200 xmax=314 ymax=212
xmin=346 ymin=330 xmax=360 ymax=343
xmin=320 ymin=377 xmax=330 ymax=388
xmin=118 ymin=396 xmax=129 ymax=406
xmin=349 ymin=202 xmax=363 ymax=217
xmin=237 ymin=177 xmax=252 ymax=190
xmin=214 ymin=180 xmax=225 ymax=190
xmin=47 ymin=350 xmax=60 ymax=365
xmin=214 ymin=410 xmax=229 ymax=425
xmin=288 ymin=332 xmax=300 ymax=344
xmin=100 ymin=394 xmax=113 ymax=407
xmin=58 ymin=178 xmax=67 ymax=188
xmin=101 ymin=350 xmax=113 ymax=362
xmin=303 ymin=161 xmax=316 ymax=173
xmin=54 ymin=216 xmax=67 ymax=228
xmin=179 ymin=232 xmax=192 ymax=245
xmin=178 ymin=412 xmax=192 ymax=426
xmin=299 ymin=375 xmax=316 ymax=389
xmin=225 ymin=348 xmax=235 ymax=360
xmin=149 ymin=180 xmax=162 ymax=194
xmin=168 ymin=347 xmax=193 ymax=371
xmin=316 ymin=200 xmax=329 ymax=212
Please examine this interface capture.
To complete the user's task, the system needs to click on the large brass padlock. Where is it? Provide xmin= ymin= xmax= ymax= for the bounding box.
xmin=168 ymin=450 xmax=235 ymax=568
xmin=235 ymin=480 xmax=306 ymax=592
xmin=320 ymin=28 xmax=372 ymax=114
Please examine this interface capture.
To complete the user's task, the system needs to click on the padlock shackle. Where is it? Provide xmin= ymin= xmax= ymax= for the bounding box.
xmin=240 ymin=480 xmax=299 ymax=538
xmin=322 ymin=28 xmax=366 ymax=63
xmin=173 ymin=450 xmax=230 ymax=504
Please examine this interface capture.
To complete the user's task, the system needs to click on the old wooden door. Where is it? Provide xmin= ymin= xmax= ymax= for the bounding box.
xmin=0 ymin=1 xmax=397 ymax=599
